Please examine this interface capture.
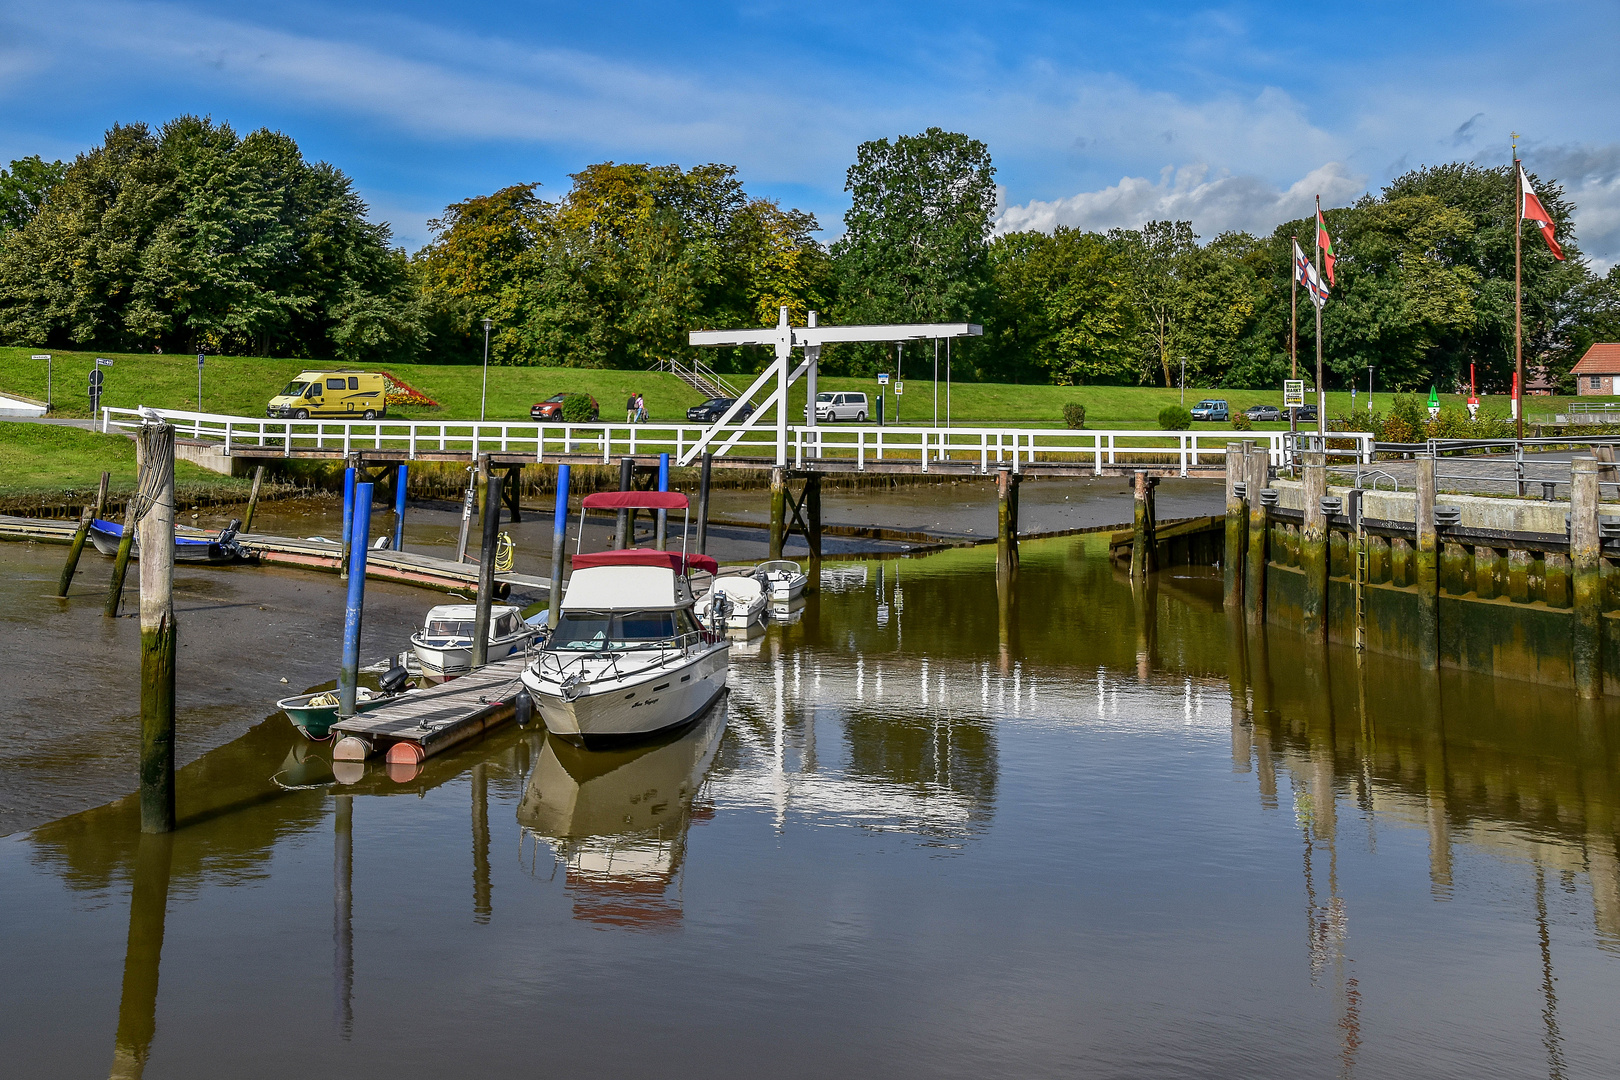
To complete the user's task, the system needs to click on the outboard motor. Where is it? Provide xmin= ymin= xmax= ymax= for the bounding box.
xmin=378 ymin=663 xmax=410 ymax=695
xmin=216 ymin=518 xmax=241 ymax=545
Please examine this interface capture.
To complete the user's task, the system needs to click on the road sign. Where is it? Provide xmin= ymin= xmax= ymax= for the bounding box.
xmin=96 ymin=357 xmax=113 ymax=366
xmin=89 ymin=368 xmax=104 ymax=388
xmin=197 ymin=353 xmax=205 ymax=368
xmin=1283 ymin=379 xmax=1305 ymax=408
xmin=895 ymin=382 xmax=904 ymax=396
xmin=31 ymin=353 xmax=48 ymax=360
xmin=877 ymin=373 xmax=890 ymax=385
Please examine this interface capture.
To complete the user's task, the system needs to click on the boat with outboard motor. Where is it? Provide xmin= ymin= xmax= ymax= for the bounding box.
xmin=695 ymin=570 xmax=768 ymax=630
xmin=410 ymin=603 xmax=541 ymax=680
xmin=278 ymin=659 xmax=414 ymax=739
xmin=754 ymin=559 xmax=808 ymax=602
xmin=89 ymin=517 xmax=250 ymax=564
xmin=521 ymin=491 xmax=728 ymax=747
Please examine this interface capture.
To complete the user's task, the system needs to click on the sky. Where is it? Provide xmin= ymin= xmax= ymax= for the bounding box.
xmin=2 ymin=1 xmax=1618 ymax=268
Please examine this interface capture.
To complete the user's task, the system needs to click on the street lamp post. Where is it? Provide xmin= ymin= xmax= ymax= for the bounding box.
xmin=1368 ymin=365 xmax=1374 ymax=412
xmin=1179 ymin=356 xmax=1186 ymax=406
xmin=479 ymin=318 xmax=493 ymax=422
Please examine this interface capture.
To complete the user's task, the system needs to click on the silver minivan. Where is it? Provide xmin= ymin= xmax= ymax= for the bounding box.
xmin=807 ymin=391 xmax=869 ymax=422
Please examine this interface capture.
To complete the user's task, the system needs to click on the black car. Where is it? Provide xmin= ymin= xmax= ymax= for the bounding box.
xmin=686 ymin=397 xmax=754 ymax=422
xmin=1294 ymin=403 xmax=1318 ymax=421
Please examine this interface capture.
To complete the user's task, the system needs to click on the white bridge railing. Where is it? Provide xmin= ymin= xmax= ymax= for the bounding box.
xmin=101 ymin=408 xmax=1371 ymax=476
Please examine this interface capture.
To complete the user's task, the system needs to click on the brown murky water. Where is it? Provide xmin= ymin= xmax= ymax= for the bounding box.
xmin=2 ymin=499 xmax=1618 ymax=1078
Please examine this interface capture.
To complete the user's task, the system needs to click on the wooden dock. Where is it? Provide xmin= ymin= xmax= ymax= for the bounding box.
xmin=331 ymin=655 xmax=529 ymax=764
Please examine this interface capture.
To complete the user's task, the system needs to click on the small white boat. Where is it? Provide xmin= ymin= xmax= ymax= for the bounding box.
xmin=754 ymin=559 xmax=808 ymax=602
xmin=521 ymin=491 xmax=730 ymax=748
xmin=696 ymin=572 xmax=768 ymax=630
xmin=410 ymin=603 xmax=538 ymax=679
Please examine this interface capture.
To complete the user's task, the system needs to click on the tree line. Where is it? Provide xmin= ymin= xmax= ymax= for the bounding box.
xmin=2 ymin=118 xmax=1616 ymax=391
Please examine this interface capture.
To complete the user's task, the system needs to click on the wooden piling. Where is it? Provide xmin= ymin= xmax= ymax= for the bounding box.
xmin=137 ymin=422 xmax=177 ymax=833
xmin=1507 ymin=548 xmax=1531 ymax=604
xmin=472 ymin=469 xmax=503 ymax=671
xmin=1224 ymin=443 xmax=1246 ymax=613
xmin=1130 ymin=470 xmax=1156 ymax=580
xmin=1243 ymin=447 xmax=1269 ymax=625
xmin=614 ymin=457 xmax=633 ymax=550
xmin=105 ymin=441 xmax=141 ymax=618
xmin=1415 ymin=455 xmax=1440 ymax=670
xmin=769 ymin=467 xmax=787 ymax=561
xmin=242 ymin=465 xmax=265 ymax=534
xmin=696 ymin=453 xmax=713 ymax=555
xmin=1301 ymin=453 xmax=1328 ymax=641
xmin=996 ymin=465 xmax=1020 ymax=576
xmin=1572 ymin=457 xmax=1602 ymax=699
xmin=58 ymin=470 xmax=110 ymax=597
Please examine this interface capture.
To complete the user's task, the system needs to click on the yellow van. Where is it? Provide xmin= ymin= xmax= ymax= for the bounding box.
xmin=267 ymin=371 xmax=388 ymax=419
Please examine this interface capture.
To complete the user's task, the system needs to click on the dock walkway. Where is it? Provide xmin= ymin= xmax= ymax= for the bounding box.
xmin=331 ymin=656 xmax=528 ymax=763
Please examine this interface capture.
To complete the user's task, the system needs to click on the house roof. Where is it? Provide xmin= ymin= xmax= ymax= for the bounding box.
xmin=1573 ymin=343 xmax=1620 ymax=374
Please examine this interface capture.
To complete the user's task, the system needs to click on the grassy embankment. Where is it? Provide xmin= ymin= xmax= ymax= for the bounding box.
xmin=0 ymin=423 xmax=259 ymax=510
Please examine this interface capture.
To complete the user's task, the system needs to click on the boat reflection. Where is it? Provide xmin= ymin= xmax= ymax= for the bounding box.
xmin=516 ymin=700 xmax=727 ymax=929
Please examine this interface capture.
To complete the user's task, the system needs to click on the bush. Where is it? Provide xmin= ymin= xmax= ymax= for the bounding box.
xmin=1158 ymin=405 xmax=1192 ymax=430
xmin=1062 ymin=402 xmax=1086 ymax=429
xmin=560 ymin=393 xmax=596 ymax=422
xmin=1230 ymin=413 xmax=1253 ymax=431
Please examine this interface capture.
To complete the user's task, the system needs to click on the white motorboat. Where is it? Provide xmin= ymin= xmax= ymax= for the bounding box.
xmin=410 ymin=603 xmax=538 ymax=680
xmin=754 ymin=559 xmax=808 ymax=602
xmin=521 ymin=491 xmax=729 ymax=748
xmin=696 ymin=571 xmax=768 ymax=630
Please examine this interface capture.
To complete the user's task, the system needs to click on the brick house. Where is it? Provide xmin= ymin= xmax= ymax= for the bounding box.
xmin=1572 ymin=343 xmax=1620 ymax=395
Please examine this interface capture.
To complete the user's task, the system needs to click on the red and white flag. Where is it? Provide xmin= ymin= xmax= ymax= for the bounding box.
xmin=1519 ymin=163 xmax=1565 ymax=261
xmin=1294 ymin=240 xmax=1328 ymax=308
xmin=1316 ymin=201 xmax=1338 ymax=286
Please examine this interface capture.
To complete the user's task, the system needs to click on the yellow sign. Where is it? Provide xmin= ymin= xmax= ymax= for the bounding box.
xmin=1283 ymin=379 xmax=1305 ymax=408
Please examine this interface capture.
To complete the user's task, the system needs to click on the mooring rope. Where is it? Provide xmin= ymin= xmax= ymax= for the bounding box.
xmin=495 ymin=531 xmax=516 ymax=573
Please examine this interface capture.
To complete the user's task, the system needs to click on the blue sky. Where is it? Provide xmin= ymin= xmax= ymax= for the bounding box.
xmin=2 ymin=1 xmax=1618 ymax=266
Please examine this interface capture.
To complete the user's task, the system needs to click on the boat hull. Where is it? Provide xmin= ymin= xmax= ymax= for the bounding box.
xmin=523 ymin=643 xmax=730 ymax=748
xmin=277 ymin=690 xmax=392 ymax=739
xmin=411 ymin=631 xmax=534 ymax=679
xmin=88 ymin=520 xmax=244 ymax=564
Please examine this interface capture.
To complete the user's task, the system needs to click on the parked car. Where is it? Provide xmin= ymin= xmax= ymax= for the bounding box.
xmin=530 ymin=393 xmax=599 ymax=422
xmin=806 ymin=391 xmax=869 ymax=422
xmin=1245 ymin=404 xmax=1283 ymax=422
xmin=267 ymin=370 xmax=387 ymax=419
xmin=1189 ymin=399 xmax=1229 ymax=421
xmin=1294 ymin=403 xmax=1318 ymax=421
xmin=686 ymin=397 xmax=755 ymax=423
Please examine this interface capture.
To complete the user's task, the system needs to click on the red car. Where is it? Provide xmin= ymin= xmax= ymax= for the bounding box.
xmin=530 ymin=393 xmax=599 ymax=421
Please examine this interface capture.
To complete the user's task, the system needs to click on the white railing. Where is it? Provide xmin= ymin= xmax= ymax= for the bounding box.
xmin=101 ymin=407 xmax=1372 ymax=475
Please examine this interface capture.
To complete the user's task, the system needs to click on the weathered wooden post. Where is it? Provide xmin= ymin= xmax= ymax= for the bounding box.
xmin=59 ymin=470 xmax=110 ymax=597
xmin=1130 ymin=470 xmax=1156 ymax=581
xmin=1415 ymin=455 xmax=1440 ymax=670
xmin=805 ymin=472 xmax=822 ymax=592
xmin=769 ymin=467 xmax=787 ymax=560
xmin=109 ymin=833 xmax=173 ymax=1080
xmin=548 ymin=464 xmax=571 ymax=632
xmin=696 ymin=452 xmax=713 ymax=555
xmin=337 ymin=483 xmax=373 ymax=719
xmin=996 ymin=464 xmax=1020 ymax=576
xmin=1224 ymin=443 xmax=1246 ymax=613
xmin=614 ymin=456 xmax=634 ymax=550
xmin=472 ymin=469 xmax=503 ymax=671
xmin=105 ymin=440 xmax=142 ymax=618
xmin=1572 ymin=457 xmax=1602 ymax=699
xmin=1244 ymin=446 xmax=1269 ymax=625
xmin=242 ymin=465 xmax=265 ymax=533
xmin=392 ymin=464 xmax=409 ymax=551
xmin=655 ymin=453 xmax=670 ymax=550
xmin=137 ymin=422 xmax=177 ymax=833
xmin=1301 ymin=452 xmax=1328 ymax=641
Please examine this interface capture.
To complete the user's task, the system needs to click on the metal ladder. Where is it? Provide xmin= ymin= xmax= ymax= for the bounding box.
xmin=1350 ymin=489 xmax=1367 ymax=652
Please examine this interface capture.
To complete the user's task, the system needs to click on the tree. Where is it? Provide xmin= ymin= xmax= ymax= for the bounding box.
xmin=830 ymin=128 xmax=996 ymax=373
xmin=987 ymin=228 xmax=1137 ymax=384
xmin=0 ymin=155 xmax=68 ymax=233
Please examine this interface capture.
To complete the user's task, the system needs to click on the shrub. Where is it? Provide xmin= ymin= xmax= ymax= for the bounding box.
xmin=1380 ymin=394 xmax=1428 ymax=443
xmin=1158 ymin=405 xmax=1192 ymax=431
xmin=1062 ymin=402 xmax=1086 ymax=429
xmin=560 ymin=393 xmax=596 ymax=422
xmin=1230 ymin=413 xmax=1253 ymax=431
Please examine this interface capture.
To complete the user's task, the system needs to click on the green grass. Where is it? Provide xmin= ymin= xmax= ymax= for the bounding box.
xmin=0 ymin=422 xmax=257 ymax=501
xmin=0 ymin=345 xmax=1595 ymax=431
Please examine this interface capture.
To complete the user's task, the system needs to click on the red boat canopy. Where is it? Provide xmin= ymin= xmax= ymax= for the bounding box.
xmin=571 ymin=550 xmax=719 ymax=576
xmin=580 ymin=491 xmax=689 ymax=511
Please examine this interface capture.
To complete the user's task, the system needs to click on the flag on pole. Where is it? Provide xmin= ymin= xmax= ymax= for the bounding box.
xmin=1519 ymin=163 xmax=1566 ymax=261
xmin=1316 ymin=204 xmax=1337 ymax=286
xmin=1294 ymin=240 xmax=1328 ymax=308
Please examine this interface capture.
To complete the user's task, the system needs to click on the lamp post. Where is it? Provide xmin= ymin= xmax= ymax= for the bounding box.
xmin=479 ymin=318 xmax=493 ymax=422
xmin=1368 ymin=365 xmax=1374 ymax=412
xmin=1179 ymin=356 xmax=1186 ymax=406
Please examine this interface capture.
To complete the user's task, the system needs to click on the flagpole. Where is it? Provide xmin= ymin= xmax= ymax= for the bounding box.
xmin=1315 ymin=198 xmax=1326 ymax=441
xmin=1514 ymin=134 xmax=1524 ymax=442
xmin=1290 ymin=234 xmax=1298 ymax=380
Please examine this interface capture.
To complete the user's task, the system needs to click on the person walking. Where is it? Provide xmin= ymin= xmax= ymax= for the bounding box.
xmin=635 ymin=392 xmax=648 ymax=424
xmin=626 ymin=392 xmax=638 ymax=424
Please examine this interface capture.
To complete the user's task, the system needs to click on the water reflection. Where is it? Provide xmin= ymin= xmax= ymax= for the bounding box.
xmin=517 ymin=703 xmax=727 ymax=929
xmin=109 ymin=834 xmax=172 ymax=1080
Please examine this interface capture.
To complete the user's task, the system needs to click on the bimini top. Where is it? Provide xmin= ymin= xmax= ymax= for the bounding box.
xmin=571 ymin=550 xmax=719 ymax=576
xmin=580 ymin=491 xmax=690 ymax=511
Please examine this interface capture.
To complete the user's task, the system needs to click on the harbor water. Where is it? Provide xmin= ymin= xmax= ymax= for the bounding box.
xmin=2 ymin=526 xmax=1618 ymax=1078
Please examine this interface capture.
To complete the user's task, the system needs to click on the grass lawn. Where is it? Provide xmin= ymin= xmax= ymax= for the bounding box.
xmin=0 ymin=422 xmax=257 ymax=502
xmin=0 ymin=345 xmax=1588 ymax=432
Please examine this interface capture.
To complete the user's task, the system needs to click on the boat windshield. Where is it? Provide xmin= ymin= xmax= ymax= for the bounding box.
xmin=280 ymin=380 xmax=310 ymax=397
xmin=425 ymin=619 xmax=476 ymax=639
xmin=550 ymin=610 xmax=679 ymax=651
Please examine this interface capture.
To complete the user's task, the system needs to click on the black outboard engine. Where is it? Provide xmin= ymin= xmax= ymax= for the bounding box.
xmin=216 ymin=518 xmax=241 ymax=545
xmin=378 ymin=663 xmax=410 ymax=695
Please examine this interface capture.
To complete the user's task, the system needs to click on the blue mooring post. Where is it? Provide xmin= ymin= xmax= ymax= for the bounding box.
xmin=548 ymin=465 xmax=571 ymax=632
xmin=340 ymin=466 xmax=356 ymax=579
xmin=392 ymin=464 xmax=408 ymax=551
xmin=338 ymin=483 xmax=373 ymax=718
xmin=656 ymin=453 xmax=670 ymax=550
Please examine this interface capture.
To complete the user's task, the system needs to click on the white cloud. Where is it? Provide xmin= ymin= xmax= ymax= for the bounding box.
xmin=994 ymin=161 xmax=1367 ymax=240
xmin=1531 ymin=143 xmax=1620 ymax=274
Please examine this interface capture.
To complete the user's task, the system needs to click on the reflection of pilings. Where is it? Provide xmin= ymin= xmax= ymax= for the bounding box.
xmin=109 ymin=834 xmax=173 ymax=1080
xmin=1249 ymin=627 xmax=1278 ymax=809
xmin=333 ymin=795 xmax=353 ymax=1039
xmin=1418 ymin=677 xmax=1452 ymax=898
xmin=996 ymin=564 xmax=1016 ymax=675
xmin=1132 ymin=575 xmax=1157 ymax=683
xmin=472 ymin=764 xmax=491 ymax=924
xmin=1536 ymin=864 xmax=1568 ymax=1080
xmin=1228 ymin=613 xmax=1251 ymax=774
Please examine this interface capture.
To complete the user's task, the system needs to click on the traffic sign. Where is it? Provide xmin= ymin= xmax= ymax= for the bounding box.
xmin=88 ymin=368 xmax=104 ymax=388
xmin=95 ymin=357 xmax=113 ymax=367
xmin=1283 ymin=379 xmax=1305 ymax=408
xmin=197 ymin=353 xmax=205 ymax=368
xmin=877 ymin=373 xmax=890 ymax=385
xmin=895 ymin=382 xmax=904 ymax=396
xmin=30 ymin=353 xmax=48 ymax=360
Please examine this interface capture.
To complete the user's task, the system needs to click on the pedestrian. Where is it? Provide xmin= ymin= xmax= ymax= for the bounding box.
xmin=635 ymin=392 xmax=648 ymax=424
xmin=626 ymin=391 xmax=638 ymax=424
